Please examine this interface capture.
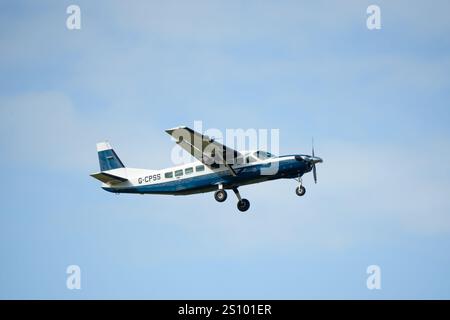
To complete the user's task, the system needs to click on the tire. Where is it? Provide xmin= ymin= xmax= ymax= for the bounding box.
xmin=237 ymin=199 xmax=250 ymax=212
xmin=296 ymin=186 xmax=306 ymax=196
xmin=214 ymin=190 xmax=227 ymax=202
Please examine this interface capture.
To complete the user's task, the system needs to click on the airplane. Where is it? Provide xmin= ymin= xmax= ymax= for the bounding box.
xmin=90 ymin=126 xmax=323 ymax=212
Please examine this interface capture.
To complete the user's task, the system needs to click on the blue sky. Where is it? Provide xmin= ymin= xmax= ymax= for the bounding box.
xmin=1 ymin=0 xmax=450 ymax=299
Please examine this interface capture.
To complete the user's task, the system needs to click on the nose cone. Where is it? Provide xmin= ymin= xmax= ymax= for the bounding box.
xmin=313 ymin=157 xmax=323 ymax=164
xmin=295 ymin=155 xmax=323 ymax=163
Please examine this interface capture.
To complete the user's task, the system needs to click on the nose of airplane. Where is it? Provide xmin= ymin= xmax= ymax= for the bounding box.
xmin=294 ymin=155 xmax=323 ymax=163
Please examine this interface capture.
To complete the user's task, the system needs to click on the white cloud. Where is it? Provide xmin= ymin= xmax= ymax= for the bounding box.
xmin=0 ymin=92 xmax=90 ymax=169
xmin=318 ymin=140 xmax=450 ymax=235
xmin=2 ymin=91 xmax=448 ymax=257
xmin=137 ymin=138 xmax=450 ymax=260
xmin=0 ymin=91 xmax=173 ymax=172
xmin=1 ymin=0 xmax=450 ymax=259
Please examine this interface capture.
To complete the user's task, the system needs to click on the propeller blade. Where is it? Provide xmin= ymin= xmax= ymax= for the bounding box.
xmin=312 ymin=138 xmax=317 ymax=183
xmin=313 ymin=163 xmax=317 ymax=184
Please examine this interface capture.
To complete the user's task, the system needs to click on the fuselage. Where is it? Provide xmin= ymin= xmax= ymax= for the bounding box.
xmin=102 ymin=153 xmax=315 ymax=195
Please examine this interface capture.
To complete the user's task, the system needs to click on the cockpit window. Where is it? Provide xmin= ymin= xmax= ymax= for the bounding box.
xmin=254 ymin=151 xmax=275 ymax=160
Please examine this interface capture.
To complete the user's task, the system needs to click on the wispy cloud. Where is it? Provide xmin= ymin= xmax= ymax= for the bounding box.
xmin=1 ymin=0 xmax=450 ymax=298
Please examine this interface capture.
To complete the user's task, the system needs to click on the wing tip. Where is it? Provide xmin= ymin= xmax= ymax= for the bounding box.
xmin=165 ymin=125 xmax=188 ymax=132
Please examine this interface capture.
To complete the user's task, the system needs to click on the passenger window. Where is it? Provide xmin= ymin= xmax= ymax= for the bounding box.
xmin=175 ymin=169 xmax=183 ymax=177
xmin=195 ymin=165 xmax=205 ymax=172
xmin=185 ymin=167 xmax=193 ymax=174
xmin=164 ymin=172 xmax=173 ymax=178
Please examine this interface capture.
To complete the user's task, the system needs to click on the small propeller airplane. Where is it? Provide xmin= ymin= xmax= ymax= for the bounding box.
xmin=91 ymin=126 xmax=323 ymax=212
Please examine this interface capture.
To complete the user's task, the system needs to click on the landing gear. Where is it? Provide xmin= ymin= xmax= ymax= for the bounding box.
xmin=296 ymin=185 xmax=306 ymax=196
xmin=295 ymin=176 xmax=306 ymax=196
xmin=214 ymin=189 xmax=227 ymax=202
xmin=214 ymin=185 xmax=250 ymax=212
xmin=233 ymin=187 xmax=250 ymax=212
xmin=237 ymin=199 xmax=250 ymax=212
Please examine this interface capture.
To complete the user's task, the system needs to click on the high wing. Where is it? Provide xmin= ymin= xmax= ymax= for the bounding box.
xmin=165 ymin=126 xmax=242 ymax=176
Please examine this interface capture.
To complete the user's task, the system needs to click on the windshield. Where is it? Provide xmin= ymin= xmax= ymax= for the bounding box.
xmin=254 ymin=151 xmax=275 ymax=160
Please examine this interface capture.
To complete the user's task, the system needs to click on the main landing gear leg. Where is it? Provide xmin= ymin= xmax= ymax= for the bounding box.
xmin=233 ymin=187 xmax=250 ymax=212
xmin=295 ymin=176 xmax=306 ymax=196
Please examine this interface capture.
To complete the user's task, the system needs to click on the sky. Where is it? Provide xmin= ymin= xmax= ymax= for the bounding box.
xmin=1 ymin=0 xmax=450 ymax=299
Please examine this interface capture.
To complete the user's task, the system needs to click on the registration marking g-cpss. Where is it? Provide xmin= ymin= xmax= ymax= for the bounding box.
xmin=138 ymin=174 xmax=161 ymax=184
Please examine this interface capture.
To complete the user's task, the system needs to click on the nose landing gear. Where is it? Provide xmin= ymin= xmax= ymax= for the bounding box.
xmin=296 ymin=185 xmax=306 ymax=196
xmin=295 ymin=176 xmax=306 ymax=196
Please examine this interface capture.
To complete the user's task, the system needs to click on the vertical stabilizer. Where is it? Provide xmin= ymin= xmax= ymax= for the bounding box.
xmin=97 ymin=142 xmax=125 ymax=171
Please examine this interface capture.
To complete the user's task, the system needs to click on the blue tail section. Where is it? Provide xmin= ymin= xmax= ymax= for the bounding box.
xmin=97 ymin=142 xmax=125 ymax=171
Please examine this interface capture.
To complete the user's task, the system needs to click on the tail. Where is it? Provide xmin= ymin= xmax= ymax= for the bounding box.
xmin=91 ymin=142 xmax=128 ymax=185
xmin=97 ymin=141 xmax=125 ymax=171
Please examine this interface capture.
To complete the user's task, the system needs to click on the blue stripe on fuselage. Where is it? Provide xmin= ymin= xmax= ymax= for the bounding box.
xmin=103 ymin=158 xmax=310 ymax=195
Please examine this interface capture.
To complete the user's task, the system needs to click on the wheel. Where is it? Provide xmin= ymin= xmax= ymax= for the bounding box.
xmin=296 ymin=185 xmax=306 ymax=196
xmin=214 ymin=190 xmax=227 ymax=202
xmin=237 ymin=199 xmax=250 ymax=212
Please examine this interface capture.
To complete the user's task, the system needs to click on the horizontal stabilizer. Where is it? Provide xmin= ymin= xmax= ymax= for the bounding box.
xmin=90 ymin=172 xmax=128 ymax=185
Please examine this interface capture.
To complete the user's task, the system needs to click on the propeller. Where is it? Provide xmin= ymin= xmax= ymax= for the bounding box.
xmin=312 ymin=138 xmax=317 ymax=184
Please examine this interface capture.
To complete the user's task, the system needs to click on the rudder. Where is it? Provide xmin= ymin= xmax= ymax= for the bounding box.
xmin=97 ymin=142 xmax=125 ymax=171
